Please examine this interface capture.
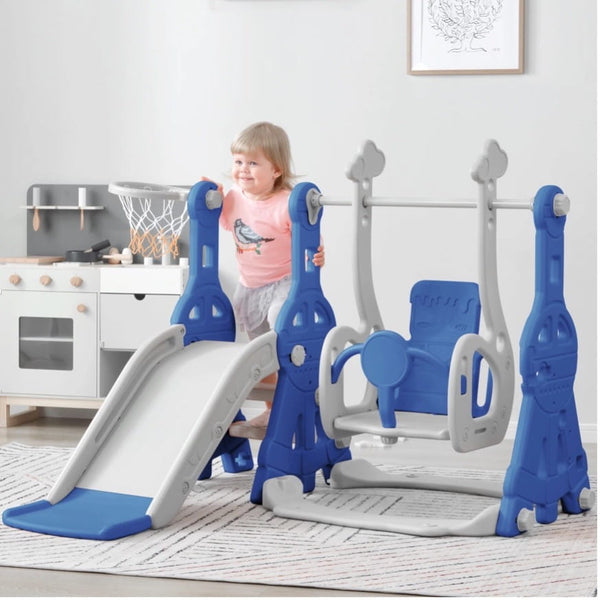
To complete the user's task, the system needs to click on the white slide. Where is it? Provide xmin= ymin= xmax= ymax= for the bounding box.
xmin=3 ymin=325 xmax=279 ymax=539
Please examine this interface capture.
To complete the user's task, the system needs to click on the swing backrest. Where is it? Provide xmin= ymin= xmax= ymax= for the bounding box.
xmin=393 ymin=280 xmax=481 ymax=415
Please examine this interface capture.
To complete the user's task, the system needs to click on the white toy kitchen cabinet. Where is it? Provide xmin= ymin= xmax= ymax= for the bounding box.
xmin=0 ymin=263 xmax=188 ymax=426
xmin=100 ymin=265 xmax=188 ymax=352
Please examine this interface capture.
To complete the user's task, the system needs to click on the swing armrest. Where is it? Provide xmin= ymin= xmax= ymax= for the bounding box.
xmin=330 ymin=343 xmax=364 ymax=383
xmin=448 ymin=333 xmax=514 ymax=452
xmin=406 ymin=347 xmax=448 ymax=370
xmin=318 ymin=325 xmax=377 ymax=440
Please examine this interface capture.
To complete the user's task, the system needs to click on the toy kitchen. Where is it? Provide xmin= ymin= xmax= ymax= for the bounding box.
xmin=0 ymin=183 xmax=190 ymax=426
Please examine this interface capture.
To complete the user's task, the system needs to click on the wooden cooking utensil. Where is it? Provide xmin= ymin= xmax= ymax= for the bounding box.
xmin=78 ymin=187 xmax=86 ymax=231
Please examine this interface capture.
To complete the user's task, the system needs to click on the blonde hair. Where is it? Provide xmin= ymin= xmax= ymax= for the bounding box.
xmin=231 ymin=122 xmax=295 ymax=191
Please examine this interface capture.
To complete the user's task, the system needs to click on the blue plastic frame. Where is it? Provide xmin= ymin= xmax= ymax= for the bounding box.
xmin=171 ymin=181 xmax=236 ymax=345
xmin=171 ymin=181 xmax=253 ymax=479
xmin=496 ymin=185 xmax=591 ymax=536
xmin=250 ymin=182 xmax=351 ymax=503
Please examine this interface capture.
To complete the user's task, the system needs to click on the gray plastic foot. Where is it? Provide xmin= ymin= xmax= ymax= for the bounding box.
xmin=330 ymin=459 xmax=503 ymax=498
xmin=263 ymin=475 xmax=501 ymax=537
xmin=517 ymin=508 xmax=535 ymax=532
xmin=579 ymin=487 xmax=596 ymax=511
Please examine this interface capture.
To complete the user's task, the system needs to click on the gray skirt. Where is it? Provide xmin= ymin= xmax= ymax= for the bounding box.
xmin=233 ymin=275 xmax=292 ymax=335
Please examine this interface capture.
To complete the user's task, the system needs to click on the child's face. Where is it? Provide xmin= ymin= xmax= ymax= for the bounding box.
xmin=232 ymin=150 xmax=281 ymax=200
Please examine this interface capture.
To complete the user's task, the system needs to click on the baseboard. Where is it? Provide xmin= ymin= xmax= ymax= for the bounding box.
xmin=505 ymin=420 xmax=597 ymax=445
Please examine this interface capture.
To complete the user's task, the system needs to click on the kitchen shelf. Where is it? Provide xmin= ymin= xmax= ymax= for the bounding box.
xmin=19 ymin=336 xmax=73 ymax=343
xmin=24 ymin=206 xmax=104 ymax=211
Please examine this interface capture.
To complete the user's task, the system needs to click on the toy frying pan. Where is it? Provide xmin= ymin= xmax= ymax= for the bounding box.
xmin=65 ymin=240 xmax=111 ymax=262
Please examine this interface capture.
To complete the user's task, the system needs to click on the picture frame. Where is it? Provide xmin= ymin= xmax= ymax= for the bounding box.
xmin=408 ymin=0 xmax=524 ymax=75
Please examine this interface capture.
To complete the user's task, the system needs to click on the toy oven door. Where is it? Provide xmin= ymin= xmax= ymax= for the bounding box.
xmin=0 ymin=290 xmax=98 ymax=398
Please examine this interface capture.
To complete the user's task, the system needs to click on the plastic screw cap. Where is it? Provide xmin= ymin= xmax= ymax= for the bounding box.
xmin=291 ymin=345 xmax=306 ymax=366
xmin=205 ymin=190 xmax=223 ymax=210
xmin=553 ymin=193 xmax=570 ymax=216
xmin=380 ymin=436 xmax=399 ymax=446
xmin=517 ymin=508 xmax=535 ymax=532
xmin=579 ymin=487 xmax=596 ymax=511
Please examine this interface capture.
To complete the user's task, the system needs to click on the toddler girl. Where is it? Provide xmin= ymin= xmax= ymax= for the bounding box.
xmin=215 ymin=122 xmax=324 ymax=438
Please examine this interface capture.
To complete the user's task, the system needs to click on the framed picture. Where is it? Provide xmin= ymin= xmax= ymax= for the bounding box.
xmin=408 ymin=0 xmax=524 ymax=75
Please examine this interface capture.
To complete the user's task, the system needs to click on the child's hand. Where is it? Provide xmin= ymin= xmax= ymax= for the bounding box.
xmin=313 ymin=245 xmax=325 ymax=267
xmin=200 ymin=176 xmax=224 ymax=194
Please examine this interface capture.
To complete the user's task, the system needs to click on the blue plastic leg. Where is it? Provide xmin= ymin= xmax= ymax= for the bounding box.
xmin=198 ymin=410 xmax=253 ymax=480
xmin=496 ymin=185 xmax=592 ymax=537
xmin=250 ymin=374 xmax=351 ymax=504
xmin=536 ymin=501 xmax=559 ymax=524
xmin=495 ymin=496 xmax=534 ymax=537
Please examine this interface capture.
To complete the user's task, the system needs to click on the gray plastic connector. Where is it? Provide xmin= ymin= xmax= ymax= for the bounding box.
xmin=290 ymin=345 xmax=306 ymax=367
xmin=517 ymin=508 xmax=535 ymax=532
xmin=380 ymin=436 xmax=399 ymax=446
xmin=552 ymin=193 xmax=570 ymax=216
xmin=579 ymin=487 xmax=596 ymax=511
xmin=205 ymin=190 xmax=223 ymax=210
xmin=306 ymin=188 xmax=322 ymax=225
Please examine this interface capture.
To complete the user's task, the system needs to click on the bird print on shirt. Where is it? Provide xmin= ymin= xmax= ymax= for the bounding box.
xmin=233 ymin=218 xmax=275 ymax=254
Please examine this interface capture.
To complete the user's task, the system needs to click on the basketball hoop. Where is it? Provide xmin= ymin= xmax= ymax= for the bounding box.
xmin=108 ymin=182 xmax=190 ymax=262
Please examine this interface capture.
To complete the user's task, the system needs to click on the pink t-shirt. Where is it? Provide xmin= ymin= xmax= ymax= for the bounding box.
xmin=220 ymin=186 xmax=292 ymax=288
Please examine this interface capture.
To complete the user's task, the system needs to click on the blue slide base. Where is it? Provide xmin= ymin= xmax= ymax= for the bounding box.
xmin=2 ymin=488 xmax=152 ymax=540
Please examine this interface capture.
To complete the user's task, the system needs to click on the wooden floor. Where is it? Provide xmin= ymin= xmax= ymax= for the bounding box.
xmin=0 ymin=417 xmax=596 ymax=597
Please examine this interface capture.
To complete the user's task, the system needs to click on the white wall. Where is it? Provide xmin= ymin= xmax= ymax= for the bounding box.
xmin=0 ymin=0 xmax=596 ymax=434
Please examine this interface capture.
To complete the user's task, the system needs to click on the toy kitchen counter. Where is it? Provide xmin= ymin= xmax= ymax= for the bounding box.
xmin=0 ymin=259 xmax=189 ymax=427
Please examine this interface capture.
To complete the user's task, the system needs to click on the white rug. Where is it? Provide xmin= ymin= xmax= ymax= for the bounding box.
xmin=0 ymin=442 xmax=596 ymax=597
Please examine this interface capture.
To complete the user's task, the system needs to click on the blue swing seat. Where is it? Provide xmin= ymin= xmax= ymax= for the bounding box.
xmin=332 ymin=280 xmax=482 ymax=434
xmin=388 ymin=279 xmax=481 ymax=416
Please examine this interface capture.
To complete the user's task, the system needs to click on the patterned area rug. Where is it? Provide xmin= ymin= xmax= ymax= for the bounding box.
xmin=0 ymin=443 xmax=596 ymax=596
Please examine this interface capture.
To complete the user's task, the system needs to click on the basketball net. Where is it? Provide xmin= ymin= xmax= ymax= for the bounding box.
xmin=108 ymin=182 xmax=190 ymax=260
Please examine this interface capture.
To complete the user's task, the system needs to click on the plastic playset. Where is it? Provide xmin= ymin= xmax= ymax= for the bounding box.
xmin=2 ymin=139 xmax=594 ymax=540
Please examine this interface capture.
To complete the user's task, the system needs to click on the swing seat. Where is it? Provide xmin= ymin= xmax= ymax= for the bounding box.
xmin=328 ymin=280 xmax=498 ymax=447
xmin=371 ymin=280 xmax=481 ymax=421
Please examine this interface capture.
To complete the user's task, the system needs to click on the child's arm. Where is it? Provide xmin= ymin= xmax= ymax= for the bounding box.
xmin=313 ymin=244 xmax=325 ymax=267
xmin=200 ymin=176 xmax=224 ymax=194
